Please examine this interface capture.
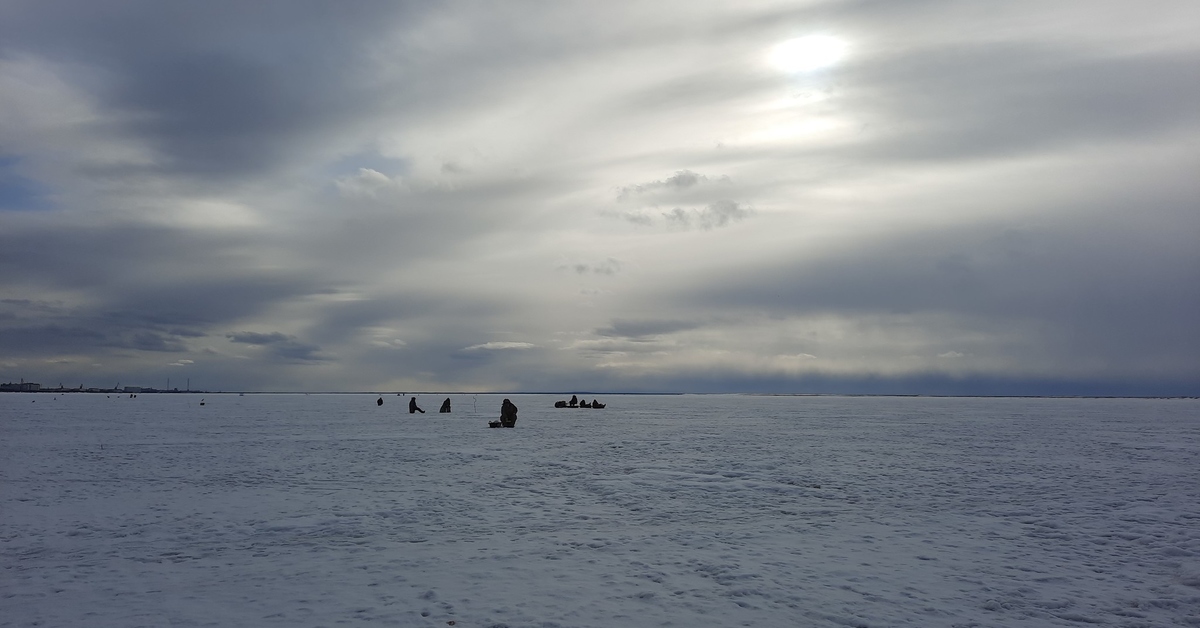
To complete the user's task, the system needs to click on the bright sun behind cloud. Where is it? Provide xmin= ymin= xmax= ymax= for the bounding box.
xmin=768 ymin=35 xmax=848 ymax=72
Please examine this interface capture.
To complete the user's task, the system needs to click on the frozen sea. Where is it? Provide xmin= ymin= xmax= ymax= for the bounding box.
xmin=2 ymin=393 xmax=1199 ymax=628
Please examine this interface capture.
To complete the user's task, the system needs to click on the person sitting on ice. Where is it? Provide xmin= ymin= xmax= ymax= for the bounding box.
xmin=499 ymin=398 xmax=518 ymax=428
xmin=409 ymin=396 xmax=425 ymax=414
xmin=568 ymin=394 xmax=578 ymax=408
xmin=439 ymin=398 xmax=451 ymax=413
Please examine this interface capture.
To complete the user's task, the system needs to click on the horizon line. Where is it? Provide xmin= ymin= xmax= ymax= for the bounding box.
xmin=4 ymin=390 xmax=1195 ymax=400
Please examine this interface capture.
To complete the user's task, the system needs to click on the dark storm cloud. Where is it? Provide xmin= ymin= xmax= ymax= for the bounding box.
xmin=0 ymin=321 xmax=105 ymax=354
xmin=0 ymin=221 xmax=325 ymax=324
xmin=0 ymin=285 xmax=295 ymax=358
xmin=0 ymin=0 xmax=417 ymax=179
xmin=680 ymin=211 xmax=1200 ymax=376
xmin=227 ymin=331 xmax=327 ymax=363
xmin=112 ymin=277 xmax=325 ymax=328
xmin=227 ymin=332 xmax=291 ymax=346
xmin=0 ymin=218 xmax=329 ymax=364
xmin=0 ymin=308 xmax=188 ymax=356
xmin=2 ymin=219 xmax=282 ymax=288
xmin=596 ymin=319 xmax=701 ymax=341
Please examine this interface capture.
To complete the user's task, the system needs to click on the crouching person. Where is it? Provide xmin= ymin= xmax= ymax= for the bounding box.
xmin=500 ymin=398 xmax=518 ymax=428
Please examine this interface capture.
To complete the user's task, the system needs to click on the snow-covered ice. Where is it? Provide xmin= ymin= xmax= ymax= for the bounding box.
xmin=2 ymin=393 xmax=1198 ymax=627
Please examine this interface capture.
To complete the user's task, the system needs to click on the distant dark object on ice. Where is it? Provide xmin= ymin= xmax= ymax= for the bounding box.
xmin=377 ymin=397 xmax=383 ymax=406
xmin=554 ymin=396 xmax=605 ymax=409
xmin=200 ymin=399 xmax=205 ymax=406
xmin=439 ymin=398 xmax=451 ymax=413
xmin=409 ymin=397 xmax=425 ymax=414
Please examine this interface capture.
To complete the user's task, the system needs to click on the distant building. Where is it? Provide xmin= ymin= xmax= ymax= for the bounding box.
xmin=123 ymin=386 xmax=144 ymax=393
xmin=1 ymin=381 xmax=41 ymax=392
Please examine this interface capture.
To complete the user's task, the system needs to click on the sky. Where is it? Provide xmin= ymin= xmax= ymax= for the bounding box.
xmin=1 ymin=0 xmax=1197 ymax=395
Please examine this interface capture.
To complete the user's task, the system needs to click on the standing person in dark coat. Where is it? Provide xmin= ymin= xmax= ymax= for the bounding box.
xmin=439 ymin=398 xmax=451 ymax=413
xmin=409 ymin=397 xmax=425 ymax=414
xmin=500 ymin=398 xmax=518 ymax=428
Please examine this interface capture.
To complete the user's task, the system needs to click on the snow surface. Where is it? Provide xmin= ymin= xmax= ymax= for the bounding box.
xmin=2 ymin=393 xmax=1199 ymax=628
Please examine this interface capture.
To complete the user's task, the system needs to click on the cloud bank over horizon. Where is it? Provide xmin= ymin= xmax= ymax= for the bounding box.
xmin=2 ymin=1 xmax=1198 ymax=394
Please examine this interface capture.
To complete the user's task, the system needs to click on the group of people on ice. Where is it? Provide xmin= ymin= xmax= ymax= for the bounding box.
xmin=378 ymin=393 xmax=606 ymax=427
xmin=554 ymin=394 xmax=605 ymax=409
xmin=375 ymin=394 xmax=519 ymax=428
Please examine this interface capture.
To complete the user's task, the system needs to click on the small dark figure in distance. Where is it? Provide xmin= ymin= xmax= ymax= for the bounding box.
xmin=500 ymin=398 xmax=518 ymax=428
xmin=568 ymin=394 xmax=578 ymax=408
xmin=592 ymin=399 xmax=605 ymax=409
xmin=439 ymin=398 xmax=451 ymax=413
xmin=554 ymin=400 xmax=568 ymax=408
xmin=409 ymin=397 xmax=425 ymax=414
xmin=377 ymin=397 xmax=383 ymax=406
xmin=579 ymin=399 xmax=591 ymax=408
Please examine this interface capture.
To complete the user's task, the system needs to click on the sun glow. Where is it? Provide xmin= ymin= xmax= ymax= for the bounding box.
xmin=769 ymin=35 xmax=848 ymax=72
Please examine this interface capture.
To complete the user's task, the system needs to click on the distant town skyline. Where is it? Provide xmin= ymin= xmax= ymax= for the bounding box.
xmin=2 ymin=2 xmax=1198 ymax=396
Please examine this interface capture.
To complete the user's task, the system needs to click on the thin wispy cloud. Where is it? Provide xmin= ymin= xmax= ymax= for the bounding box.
xmin=463 ymin=342 xmax=537 ymax=351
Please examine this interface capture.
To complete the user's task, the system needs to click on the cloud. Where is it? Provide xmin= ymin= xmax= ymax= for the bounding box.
xmin=462 ymin=342 xmax=537 ymax=351
xmin=0 ymin=156 xmax=52 ymax=210
xmin=661 ymin=200 xmax=751 ymax=230
xmin=596 ymin=319 xmax=700 ymax=341
xmin=227 ymin=331 xmax=291 ymax=346
xmin=0 ymin=1 xmax=1195 ymax=394
xmin=616 ymin=170 xmax=710 ymax=200
xmin=561 ymin=258 xmax=622 ymax=275
xmin=335 ymin=168 xmax=394 ymax=198
xmin=610 ymin=170 xmax=750 ymax=230
xmin=839 ymin=43 xmax=1200 ymax=163
xmin=227 ymin=331 xmax=328 ymax=363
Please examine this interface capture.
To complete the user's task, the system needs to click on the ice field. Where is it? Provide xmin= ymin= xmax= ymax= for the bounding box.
xmin=2 ymin=393 xmax=1199 ymax=627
